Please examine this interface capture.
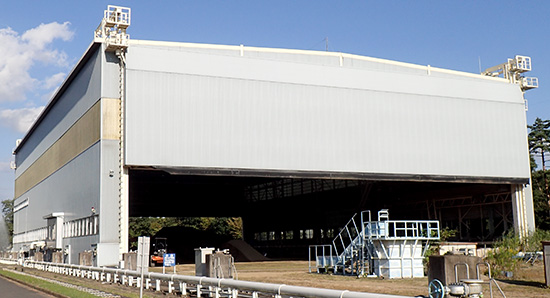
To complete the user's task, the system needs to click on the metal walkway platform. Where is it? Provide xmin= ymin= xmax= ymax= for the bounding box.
xmin=309 ymin=209 xmax=440 ymax=278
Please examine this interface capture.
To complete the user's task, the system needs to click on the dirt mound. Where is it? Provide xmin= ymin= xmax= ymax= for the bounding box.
xmin=221 ymin=240 xmax=269 ymax=262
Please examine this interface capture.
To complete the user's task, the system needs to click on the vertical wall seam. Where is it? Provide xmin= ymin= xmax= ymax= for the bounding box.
xmin=116 ymin=49 xmax=127 ymax=256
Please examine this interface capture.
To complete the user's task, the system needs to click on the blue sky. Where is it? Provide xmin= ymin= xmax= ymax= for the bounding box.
xmin=1 ymin=1 xmax=549 ymax=202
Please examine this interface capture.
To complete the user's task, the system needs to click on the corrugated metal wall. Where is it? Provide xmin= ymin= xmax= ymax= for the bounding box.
xmin=12 ymin=44 xmax=122 ymax=265
xmin=124 ymin=42 xmax=530 ymax=181
xmin=15 ymin=46 xmax=102 ymax=176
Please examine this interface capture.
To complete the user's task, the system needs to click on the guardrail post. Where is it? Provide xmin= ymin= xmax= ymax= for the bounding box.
xmin=15 ymin=258 xmax=418 ymax=298
xmin=180 ymin=282 xmax=186 ymax=295
xmin=168 ymin=281 xmax=174 ymax=293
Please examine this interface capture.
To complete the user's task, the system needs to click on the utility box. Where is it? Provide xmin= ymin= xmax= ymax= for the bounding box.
xmin=428 ymin=255 xmax=482 ymax=286
xmin=195 ymin=247 xmax=215 ymax=276
xmin=52 ymin=252 xmax=63 ymax=263
xmin=543 ymin=241 xmax=550 ymax=287
xmin=33 ymin=252 xmax=43 ymax=262
xmin=123 ymin=252 xmax=137 ymax=270
xmin=79 ymin=251 xmax=93 ymax=266
xmin=207 ymin=250 xmax=234 ymax=278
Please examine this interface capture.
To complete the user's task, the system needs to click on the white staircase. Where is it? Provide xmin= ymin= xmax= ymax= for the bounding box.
xmin=309 ymin=209 xmax=440 ymax=278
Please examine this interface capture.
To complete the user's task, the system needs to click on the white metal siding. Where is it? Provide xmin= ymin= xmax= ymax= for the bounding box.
xmin=124 ymin=43 xmax=530 ymax=180
xmin=15 ymin=48 xmax=103 ymax=177
xmin=13 ymin=143 xmax=101 ymax=235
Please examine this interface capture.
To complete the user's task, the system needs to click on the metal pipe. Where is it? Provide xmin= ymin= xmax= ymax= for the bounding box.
xmin=454 ymin=263 xmax=470 ymax=283
xmin=21 ymin=259 xmax=415 ymax=298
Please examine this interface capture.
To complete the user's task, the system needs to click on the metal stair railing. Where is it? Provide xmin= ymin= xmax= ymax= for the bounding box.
xmin=332 ymin=213 xmax=359 ymax=258
xmin=311 ymin=210 xmax=440 ymax=277
xmin=370 ymin=220 xmax=439 ymax=240
xmin=308 ymin=244 xmax=336 ymax=273
xmin=360 ymin=210 xmax=376 ymax=276
xmin=476 ymin=262 xmax=507 ymax=298
xmin=331 ymin=213 xmax=365 ymax=275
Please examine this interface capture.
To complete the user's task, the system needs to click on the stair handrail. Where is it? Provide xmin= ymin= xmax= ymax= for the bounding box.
xmin=360 ymin=210 xmax=372 ymax=238
xmin=476 ymin=262 xmax=507 ymax=298
xmin=331 ymin=212 xmax=362 ymax=260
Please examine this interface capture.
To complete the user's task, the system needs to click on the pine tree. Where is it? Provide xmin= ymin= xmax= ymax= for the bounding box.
xmin=528 ymin=117 xmax=550 ymax=227
xmin=528 ymin=118 xmax=550 ymax=170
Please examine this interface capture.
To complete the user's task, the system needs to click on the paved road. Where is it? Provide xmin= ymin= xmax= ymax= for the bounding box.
xmin=0 ymin=274 xmax=54 ymax=297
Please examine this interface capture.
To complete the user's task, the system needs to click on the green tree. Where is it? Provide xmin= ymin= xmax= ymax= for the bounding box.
xmin=128 ymin=217 xmax=183 ymax=250
xmin=181 ymin=217 xmax=243 ymax=239
xmin=127 ymin=216 xmax=244 ymax=250
xmin=527 ymin=117 xmax=550 ymax=208
xmin=528 ymin=117 xmax=550 ymax=171
xmin=1 ymin=198 xmax=14 ymax=244
xmin=528 ymin=118 xmax=550 ymax=229
xmin=486 ymin=231 xmax=521 ymax=278
xmin=531 ymin=170 xmax=550 ymax=229
xmin=226 ymin=217 xmax=244 ymax=239
xmin=485 ymin=230 xmax=550 ymax=277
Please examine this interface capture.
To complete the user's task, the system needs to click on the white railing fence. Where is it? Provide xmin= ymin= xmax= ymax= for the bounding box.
xmin=8 ymin=259 xmax=414 ymax=298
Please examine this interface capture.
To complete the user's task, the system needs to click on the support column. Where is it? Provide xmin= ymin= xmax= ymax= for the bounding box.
xmin=55 ymin=215 xmax=64 ymax=249
xmin=115 ymin=45 xmax=128 ymax=259
xmin=95 ymin=5 xmax=131 ymax=262
xmin=511 ymin=184 xmax=536 ymax=239
xmin=120 ymin=168 xmax=129 ymax=256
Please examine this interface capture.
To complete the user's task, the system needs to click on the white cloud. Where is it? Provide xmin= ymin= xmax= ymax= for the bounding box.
xmin=0 ymin=106 xmax=44 ymax=134
xmin=22 ymin=22 xmax=73 ymax=48
xmin=0 ymin=22 xmax=74 ymax=103
xmin=42 ymin=72 xmax=66 ymax=90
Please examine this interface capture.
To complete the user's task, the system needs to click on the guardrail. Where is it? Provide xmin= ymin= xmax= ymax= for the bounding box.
xmin=6 ymin=259 xmax=414 ymax=298
xmin=365 ymin=220 xmax=440 ymax=240
xmin=308 ymin=244 xmax=337 ymax=273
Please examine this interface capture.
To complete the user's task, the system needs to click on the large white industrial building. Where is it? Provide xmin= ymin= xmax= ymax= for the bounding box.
xmin=11 ymin=7 xmax=536 ymax=266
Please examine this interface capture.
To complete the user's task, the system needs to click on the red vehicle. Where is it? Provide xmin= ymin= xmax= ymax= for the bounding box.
xmin=150 ymin=237 xmax=167 ymax=267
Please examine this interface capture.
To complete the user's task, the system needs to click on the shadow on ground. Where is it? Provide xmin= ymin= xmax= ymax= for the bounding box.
xmin=497 ymin=278 xmax=548 ymax=289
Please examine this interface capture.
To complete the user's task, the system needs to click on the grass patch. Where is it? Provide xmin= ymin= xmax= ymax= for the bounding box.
xmin=0 ymin=269 xmax=98 ymax=298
